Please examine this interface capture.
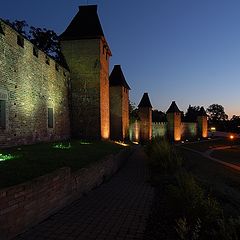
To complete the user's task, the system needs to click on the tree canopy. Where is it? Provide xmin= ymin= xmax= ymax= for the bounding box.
xmin=184 ymin=105 xmax=201 ymax=122
xmin=207 ymin=104 xmax=228 ymax=122
xmin=5 ymin=19 xmax=64 ymax=64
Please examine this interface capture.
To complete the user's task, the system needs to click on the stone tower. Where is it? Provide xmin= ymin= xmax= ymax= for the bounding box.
xmin=138 ymin=93 xmax=152 ymax=141
xmin=166 ymin=101 xmax=182 ymax=141
xmin=109 ymin=65 xmax=131 ymax=140
xmin=197 ymin=106 xmax=208 ymax=138
xmin=60 ymin=5 xmax=111 ymax=139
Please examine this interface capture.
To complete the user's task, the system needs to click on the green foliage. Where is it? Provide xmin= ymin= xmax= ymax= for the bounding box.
xmin=0 ymin=153 xmax=17 ymax=162
xmin=166 ymin=172 xmax=240 ymax=239
xmin=0 ymin=141 xmax=125 ymax=189
xmin=52 ymin=142 xmax=71 ymax=149
xmin=146 ymin=139 xmax=182 ymax=174
xmin=175 ymin=217 xmax=201 ymax=240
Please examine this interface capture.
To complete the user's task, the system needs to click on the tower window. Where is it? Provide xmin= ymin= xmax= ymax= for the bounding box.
xmin=0 ymin=23 xmax=5 ymax=35
xmin=45 ymin=55 xmax=50 ymax=65
xmin=17 ymin=35 xmax=24 ymax=48
xmin=48 ymin=108 xmax=54 ymax=128
xmin=33 ymin=46 xmax=39 ymax=57
xmin=55 ymin=63 xmax=59 ymax=71
xmin=0 ymin=100 xmax=6 ymax=128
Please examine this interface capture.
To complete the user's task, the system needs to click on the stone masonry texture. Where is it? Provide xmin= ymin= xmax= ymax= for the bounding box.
xmin=13 ymin=147 xmax=154 ymax=240
xmin=0 ymin=20 xmax=70 ymax=148
xmin=60 ymin=38 xmax=110 ymax=140
xmin=0 ymin=149 xmax=130 ymax=240
xmin=138 ymin=107 xmax=152 ymax=141
xmin=110 ymin=86 xmax=129 ymax=140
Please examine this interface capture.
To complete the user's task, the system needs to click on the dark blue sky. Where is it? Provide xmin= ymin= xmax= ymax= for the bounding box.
xmin=1 ymin=0 xmax=240 ymax=117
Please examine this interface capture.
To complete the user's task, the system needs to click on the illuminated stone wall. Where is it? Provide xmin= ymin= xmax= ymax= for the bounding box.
xmin=60 ymin=38 xmax=110 ymax=139
xmin=167 ymin=112 xmax=182 ymax=141
xmin=152 ymin=122 xmax=168 ymax=138
xmin=138 ymin=107 xmax=152 ymax=141
xmin=181 ymin=122 xmax=197 ymax=139
xmin=197 ymin=116 xmax=208 ymax=138
xmin=129 ymin=121 xmax=140 ymax=142
xmin=110 ymin=86 xmax=129 ymax=140
xmin=0 ymin=21 xmax=70 ymax=148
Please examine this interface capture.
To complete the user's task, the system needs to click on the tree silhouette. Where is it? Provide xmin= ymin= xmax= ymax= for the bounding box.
xmin=29 ymin=27 xmax=60 ymax=58
xmin=207 ymin=104 xmax=228 ymax=122
xmin=4 ymin=19 xmax=65 ymax=64
xmin=184 ymin=105 xmax=201 ymax=122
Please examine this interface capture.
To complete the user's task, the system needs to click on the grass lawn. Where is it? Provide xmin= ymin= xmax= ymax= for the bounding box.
xmin=182 ymin=138 xmax=239 ymax=152
xmin=0 ymin=140 xmax=127 ymax=189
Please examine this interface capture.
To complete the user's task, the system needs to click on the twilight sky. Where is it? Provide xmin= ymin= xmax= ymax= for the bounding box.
xmin=0 ymin=0 xmax=239 ymax=117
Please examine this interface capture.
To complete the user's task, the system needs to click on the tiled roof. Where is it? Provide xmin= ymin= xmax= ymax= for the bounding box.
xmin=166 ymin=101 xmax=181 ymax=113
xmin=109 ymin=65 xmax=131 ymax=90
xmin=138 ymin=93 xmax=152 ymax=108
xmin=60 ymin=5 xmax=104 ymax=40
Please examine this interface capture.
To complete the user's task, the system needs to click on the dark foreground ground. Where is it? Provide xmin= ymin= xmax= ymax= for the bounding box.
xmin=14 ymin=148 xmax=154 ymax=240
xmin=145 ymin=139 xmax=240 ymax=239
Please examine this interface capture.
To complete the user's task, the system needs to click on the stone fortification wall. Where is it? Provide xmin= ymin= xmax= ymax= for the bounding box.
xmin=181 ymin=122 xmax=197 ymax=139
xmin=0 ymin=20 xmax=70 ymax=148
xmin=129 ymin=121 xmax=140 ymax=142
xmin=152 ymin=122 xmax=168 ymax=138
xmin=0 ymin=148 xmax=131 ymax=240
xmin=110 ymin=86 xmax=129 ymax=140
xmin=60 ymin=38 xmax=110 ymax=140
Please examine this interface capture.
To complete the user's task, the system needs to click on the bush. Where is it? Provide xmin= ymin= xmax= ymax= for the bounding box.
xmin=166 ymin=172 xmax=240 ymax=239
xmin=146 ymin=138 xmax=182 ymax=175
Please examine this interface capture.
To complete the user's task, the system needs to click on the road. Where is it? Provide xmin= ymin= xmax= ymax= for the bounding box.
xmin=179 ymin=145 xmax=240 ymax=216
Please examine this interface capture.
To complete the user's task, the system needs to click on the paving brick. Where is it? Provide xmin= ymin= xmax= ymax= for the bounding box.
xmin=14 ymin=148 xmax=154 ymax=240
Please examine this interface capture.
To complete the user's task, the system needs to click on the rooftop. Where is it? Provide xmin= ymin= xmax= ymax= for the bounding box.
xmin=60 ymin=5 xmax=105 ymax=40
xmin=166 ymin=101 xmax=181 ymax=113
xmin=199 ymin=106 xmax=208 ymax=116
xmin=138 ymin=93 xmax=152 ymax=108
xmin=109 ymin=65 xmax=131 ymax=90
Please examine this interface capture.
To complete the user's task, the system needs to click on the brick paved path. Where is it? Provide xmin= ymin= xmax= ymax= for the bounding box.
xmin=15 ymin=148 xmax=154 ymax=240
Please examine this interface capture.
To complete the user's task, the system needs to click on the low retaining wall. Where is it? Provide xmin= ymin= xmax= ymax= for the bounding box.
xmin=0 ymin=148 xmax=131 ymax=240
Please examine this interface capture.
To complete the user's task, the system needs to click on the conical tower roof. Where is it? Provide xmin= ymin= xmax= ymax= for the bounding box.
xmin=60 ymin=5 xmax=104 ymax=40
xmin=138 ymin=93 xmax=152 ymax=108
xmin=198 ymin=106 xmax=207 ymax=116
xmin=109 ymin=65 xmax=130 ymax=90
xmin=166 ymin=101 xmax=181 ymax=113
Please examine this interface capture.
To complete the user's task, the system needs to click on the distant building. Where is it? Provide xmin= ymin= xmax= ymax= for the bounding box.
xmin=130 ymin=97 xmax=208 ymax=142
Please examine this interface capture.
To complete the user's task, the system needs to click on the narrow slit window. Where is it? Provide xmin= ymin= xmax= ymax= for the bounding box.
xmin=45 ymin=55 xmax=50 ymax=65
xmin=33 ymin=46 xmax=39 ymax=57
xmin=0 ymin=23 xmax=5 ymax=35
xmin=0 ymin=100 xmax=6 ymax=129
xmin=48 ymin=108 xmax=54 ymax=128
xmin=55 ymin=63 xmax=59 ymax=71
xmin=17 ymin=35 xmax=24 ymax=48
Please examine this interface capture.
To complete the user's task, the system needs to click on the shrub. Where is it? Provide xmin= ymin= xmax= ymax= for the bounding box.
xmin=146 ymin=138 xmax=182 ymax=174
